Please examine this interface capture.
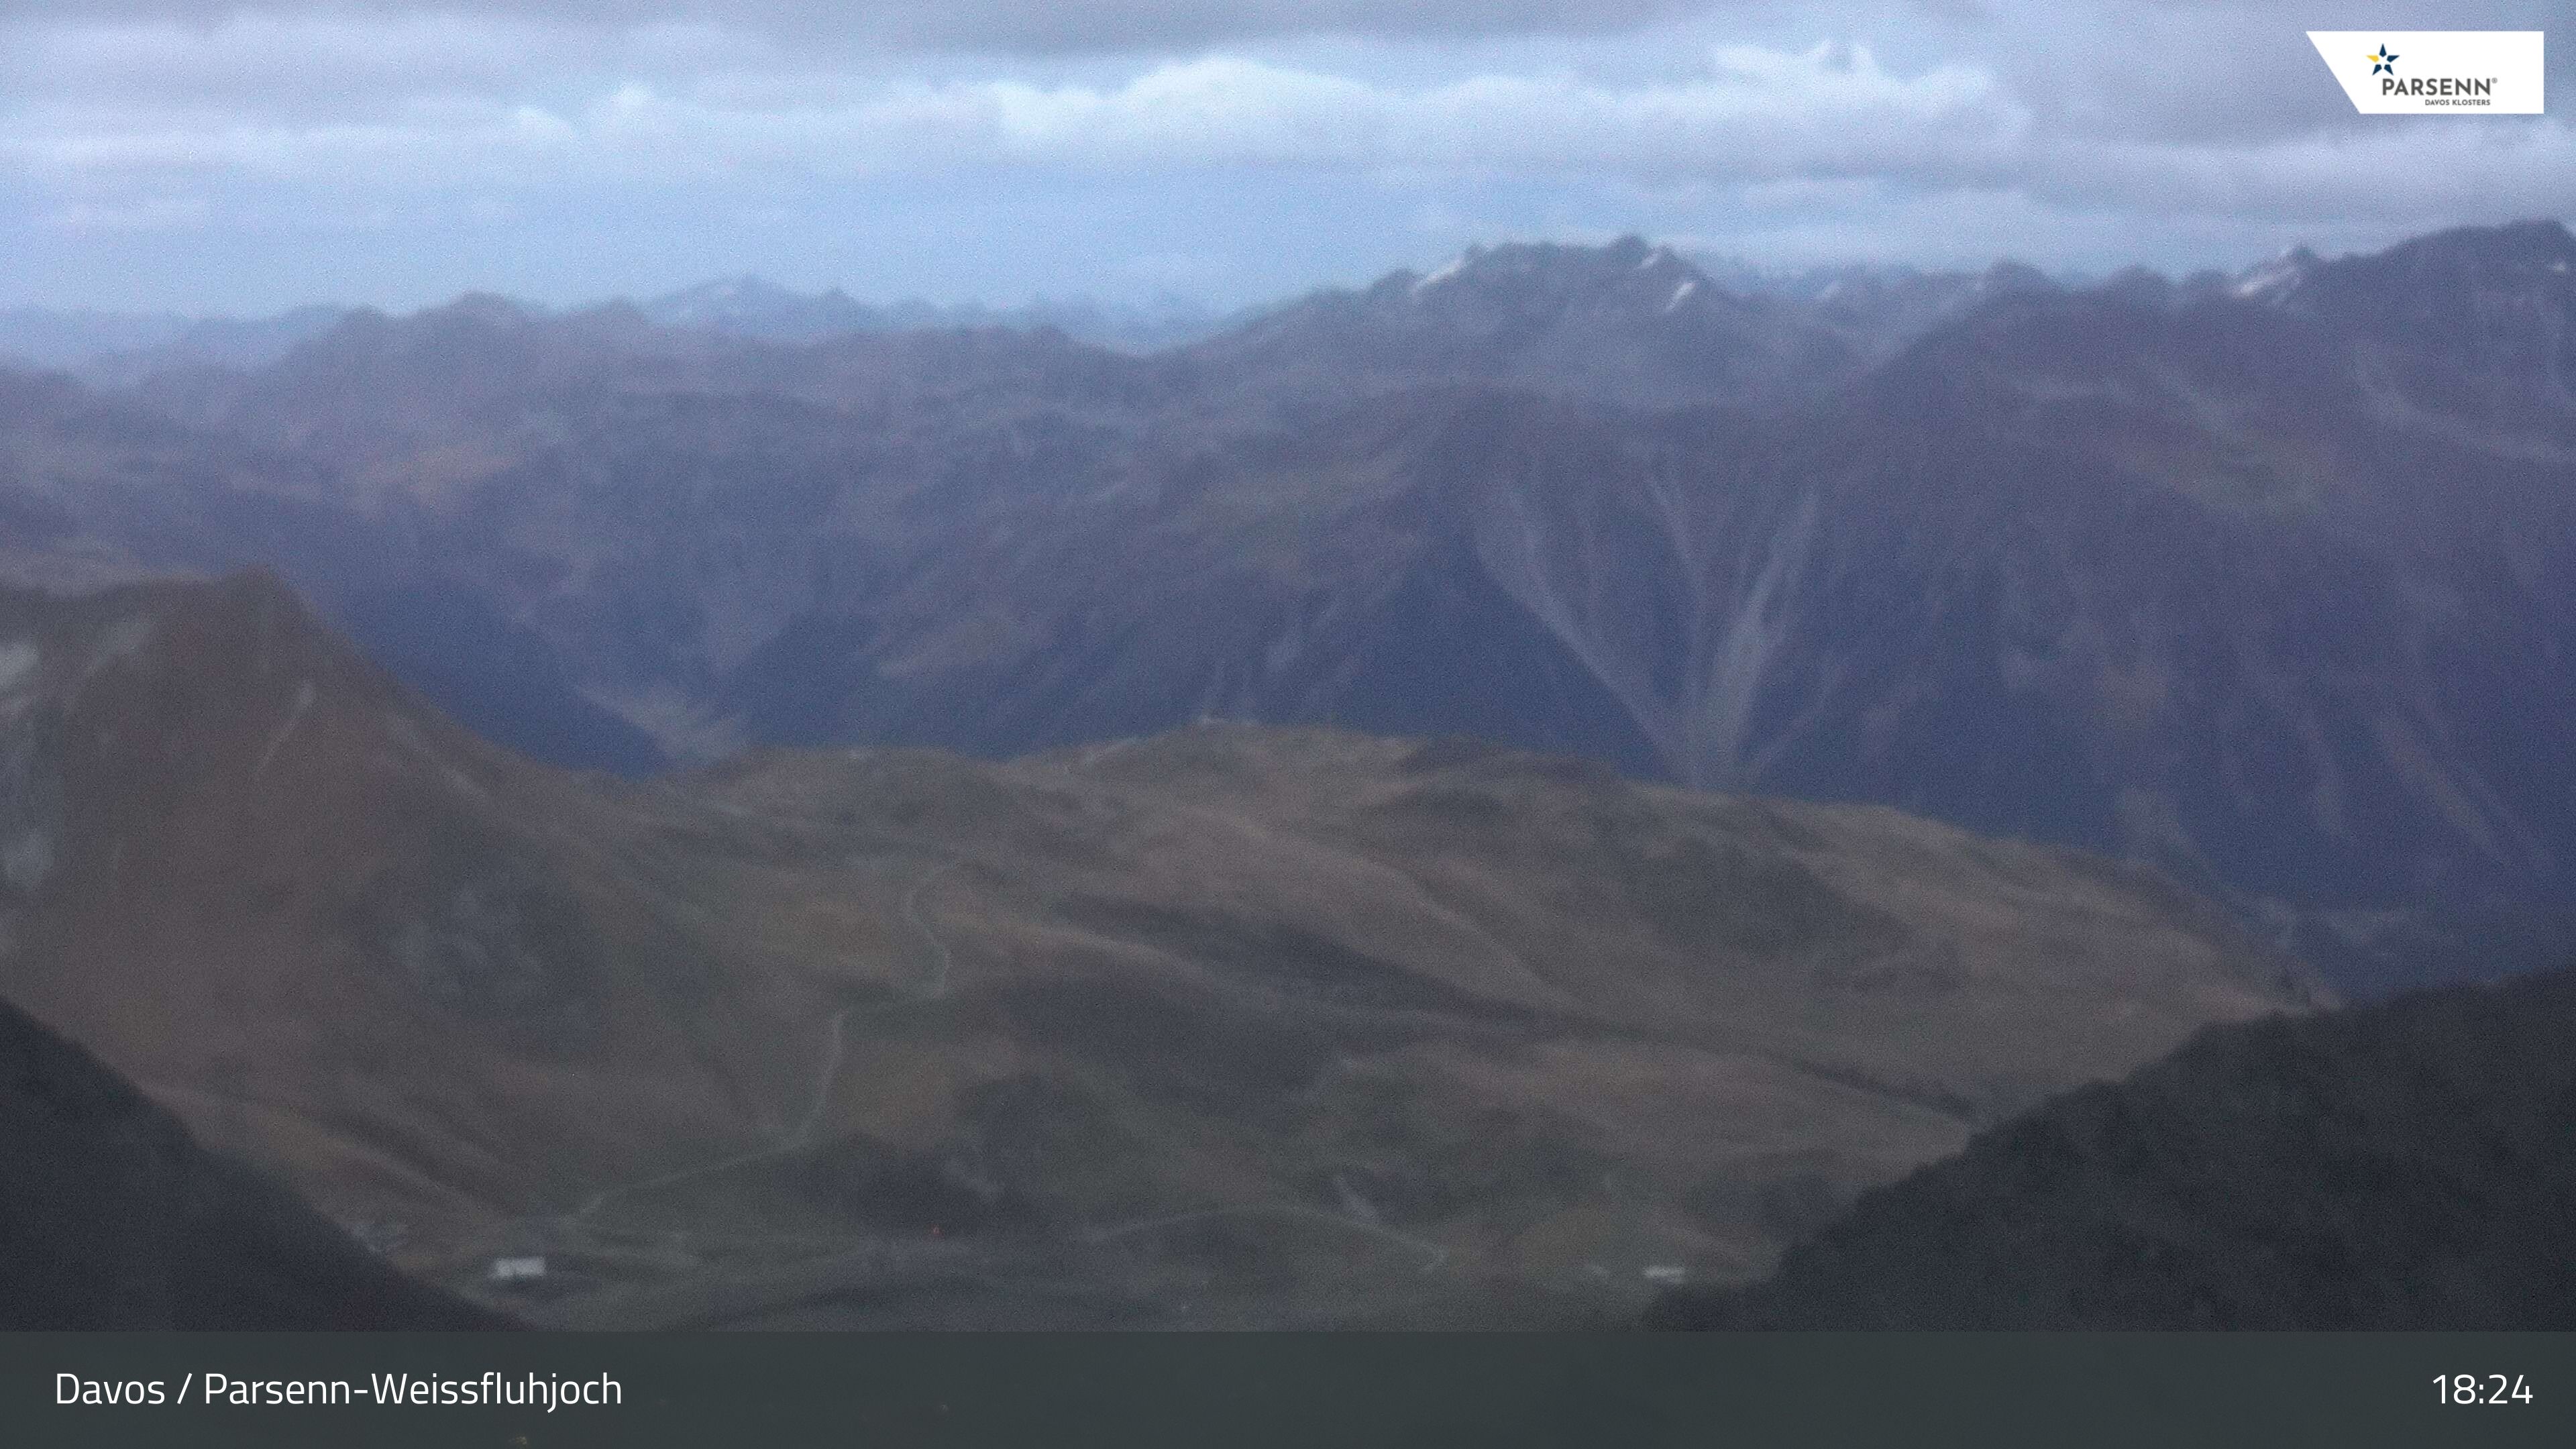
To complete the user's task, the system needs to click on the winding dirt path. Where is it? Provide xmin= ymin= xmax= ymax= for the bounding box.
xmin=900 ymin=861 xmax=963 ymax=1000
xmin=571 ymin=1004 xmax=851 ymax=1221
xmin=568 ymin=859 xmax=963 ymax=1222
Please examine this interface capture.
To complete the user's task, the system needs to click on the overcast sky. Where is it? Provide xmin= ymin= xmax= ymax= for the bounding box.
xmin=3 ymin=1 xmax=2569 ymax=314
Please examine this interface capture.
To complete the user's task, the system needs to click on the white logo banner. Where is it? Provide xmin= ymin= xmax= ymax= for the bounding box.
xmin=2307 ymin=31 xmax=2544 ymax=113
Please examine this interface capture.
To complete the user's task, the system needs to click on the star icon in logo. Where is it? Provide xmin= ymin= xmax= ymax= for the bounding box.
xmin=2368 ymin=45 xmax=2399 ymax=75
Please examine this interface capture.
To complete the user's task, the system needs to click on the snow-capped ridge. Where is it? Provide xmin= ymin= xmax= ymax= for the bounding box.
xmin=1411 ymin=254 xmax=1470 ymax=297
xmin=2231 ymin=247 xmax=2320 ymax=304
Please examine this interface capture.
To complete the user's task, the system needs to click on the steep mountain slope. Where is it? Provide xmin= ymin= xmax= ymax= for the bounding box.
xmin=714 ymin=226 xmax=2576 ymax=990
xmin=2249 ymin=219 xmax=2575 ymax=426
xmin=1697 ymin=258 xmax=2029 ymax=362
xmin=1185 ymin=236 xmax=1864 ymax=411
xmin=1434 ymin=229 xmax=2576 ymax=987
xmin=0 ymin=573 xmax=2312 ymax=1326
xmin=0 ymin=368 xmax=392 ymax=596
xmin=1648 ymin=963 xmax=2576 ymax=1330
xmin=0 ymin=571 xmax=809 ymax=1232
xmin=1 ymin=222 xmax=2568 ymax=996
xmin=0 ymin=365 xmax=680 ymax=769
xmin=0 ymin=994 xmax=507 ymax=1330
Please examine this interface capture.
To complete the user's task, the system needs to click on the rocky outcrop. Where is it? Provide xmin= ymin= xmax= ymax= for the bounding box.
xmin=1649 ymin=965 xmax=2576 ymax=1330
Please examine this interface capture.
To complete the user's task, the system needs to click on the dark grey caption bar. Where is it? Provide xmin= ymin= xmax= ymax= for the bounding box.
xmin=4 ymin=1332 xmax=2570 ymax=1448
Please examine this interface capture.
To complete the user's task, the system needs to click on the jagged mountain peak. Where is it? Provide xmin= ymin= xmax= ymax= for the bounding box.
xmin=641 ymin=274 xmax=875 ymax=338
xmin=2372 ymin=217 xmax=2576 ymax=270
xmin=2229 ymin=244 xmax=2324 ymax=304
xmin=2230 ymin=219 xmax=2574 ymax=311
xmin=272 ymin=292 xmax=547 ymax=371
xmin=2269 ymin=218 xmax=2576 ymax=400
xmin=1201 ymin=233 xmax=1858 ymax=409
xmin=0 ymin=566 xmax=508 ymax=833
xmin=1397 ymin=234 xmax=1717 ymax=311
xmin=1974 ymin=258 xmax=2059 ymax=298
xmin=428 ymin=291 xmax=543 ymax=329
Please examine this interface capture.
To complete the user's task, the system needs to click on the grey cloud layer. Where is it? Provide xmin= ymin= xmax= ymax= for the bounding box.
xmin=5 ymin=3 xmax=2568 ymax=264
xmin=12 ymin=0 xmax=1716 ymax=50
xmin=6 ymin=48 xmax=2030 ymax=182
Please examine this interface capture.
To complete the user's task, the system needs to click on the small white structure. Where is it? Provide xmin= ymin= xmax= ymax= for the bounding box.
xmin=488 ymin=1255 xmax=548 ymax=1285
xmin=1641 ymin=1265 xmax=1688 ymax=1287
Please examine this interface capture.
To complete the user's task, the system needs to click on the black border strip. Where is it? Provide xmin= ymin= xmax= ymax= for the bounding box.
xmin=7 ymin=1332 xmax=2571 ymax=1448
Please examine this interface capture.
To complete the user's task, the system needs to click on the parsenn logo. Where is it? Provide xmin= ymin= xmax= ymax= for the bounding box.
xmin=2307 ymin=31 xmax=2544 ymax=113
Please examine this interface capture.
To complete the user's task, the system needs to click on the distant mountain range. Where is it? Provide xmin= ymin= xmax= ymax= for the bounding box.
xmin=1650 ymin=961 xmax=2576 ymax=1330
xmin=1 ymin=221 xmax=2570 ymax=997
xmin=0 ymin=572 xmax=2309 ymax=1326
xmin=0 ymin=280 xmax=1248 ymax=383
xmin=0 ymin=251 xmax=2040 ymax=382
xmin=0 ymin=305 xmax=352 ymax=386
xmin=635 ymin=276 xmax=1248 ymax=353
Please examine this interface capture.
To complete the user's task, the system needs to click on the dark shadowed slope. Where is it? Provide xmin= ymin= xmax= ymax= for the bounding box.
xmin=0 ymin=996 xmax=508 ymax=1330
xmin=1648 ymin=965 xmax=2576 ymax=1330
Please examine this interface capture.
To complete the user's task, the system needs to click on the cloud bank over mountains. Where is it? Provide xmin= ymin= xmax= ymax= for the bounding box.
xmin=3 ymin=2 xmax=2567 ymax=310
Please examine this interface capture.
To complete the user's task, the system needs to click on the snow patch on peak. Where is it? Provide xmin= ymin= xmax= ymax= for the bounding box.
xmin=2233 ymin=248 xmax=2317 ymax=302
xmin=1663 ymin=279 xmax=1699 ymax=313
xmin=1411 ymin=256 xmax=1468 ymax=296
